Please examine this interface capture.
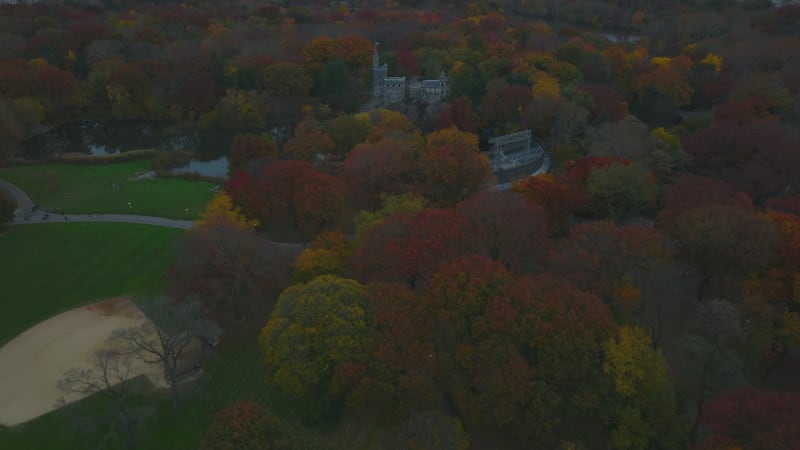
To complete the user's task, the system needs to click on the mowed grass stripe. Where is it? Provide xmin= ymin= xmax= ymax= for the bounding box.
xmin=0 ymin=223 xmax=183 ymax=345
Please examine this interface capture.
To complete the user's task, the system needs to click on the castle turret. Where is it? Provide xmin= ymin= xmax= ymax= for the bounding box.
xmin=372 ymin=43 xmax=387 ymax=99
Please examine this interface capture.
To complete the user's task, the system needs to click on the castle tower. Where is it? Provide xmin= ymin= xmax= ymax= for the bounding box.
xmin=372 ymin=43 xmax=387 ymax=99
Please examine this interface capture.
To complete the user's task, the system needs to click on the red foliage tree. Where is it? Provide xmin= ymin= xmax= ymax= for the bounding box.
xmin=578 ymin=84 xmax=628 ymax=122
xmin=435 ymin=96 xmax=477 ymax=133
xmin=697 ymin=386 xmax=800 ymax=450
xmin=294 ymin=170 xmax=347 ymax=236
xmin=421 ymin=144 xmax=493 ymax=207
xmin=252 ymin=160 xmax=316 ymax=226
xmin=426 ymin=256 xmax=613 ymax=441
xmin=0 ymin=61 xmax=31 ymax=97
xmin=352 ymin=208 xmax=468 ymax=290
xmin=339 ymin=138 xmax=416 ymax=208
xmin=765 ymin=195 xmax=800 ymax=216
xmin=228 ymin=133 xmax=278 ymax=176
xmin=32 ymin=63 xmax=77 ymax=100
xmin=683 ymin=122 xmax=800 ymax=203
xmin=225 ymin=171 xmax=257 ymax=216
xmin=713 ymin=96 xmax=779 ymax=125
xmin=201 ymin=400 xmax=293 ymax=450
xmin=549 ymin=221 xmax=668 ymax=311
xmin=346 ymin=282 xmax=438 ymax=421
xmin=659 ymin=175 xmax=752 ymax=226
xmin=395 ymin=49 xmax=420 ymax=76
xmin=455 ymin=191 xmax=551 ymax=273
xmin=514 ymin=173 xmax=586 ymax=236
xmin=668 ymin=205 xmax=780 ymax=301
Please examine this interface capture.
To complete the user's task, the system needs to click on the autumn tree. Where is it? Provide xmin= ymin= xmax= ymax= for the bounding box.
xmin=668 ymin=205 xmax=779 ymax=301
xmin=197 ymin=192 xmax=259 ymax=229
xmin=422 ymin=127 xmax=493 ymax=207
xmin=294 ymin=170 xmax=346 ymax=237
xmin=282 ymin=116 xmax=334 ymax=161
xmin=697 ymin=386 xmax=800 ymax=450
xmin=514 ymin=173 xmax=586 ymax=235
xmin=549 ymin=221 xmax=668 ymax=313
xmin=340 ymin=137 xmax=419 ymax=208
xmin=435 ymin=96 xmax=477 ymax=132
xmin=201 ymin=401 xmax=294 ymax=450
xmin=113 ymin=296 xmax=218 ymax=410
xmin=345 ymin=281 xmax=438 ymax=424
xmin=426 ymin=258 xmax=615 ymax=444
xmin=249 ymin=161 xmax=344 ymax=235
xmin=169 ymin=217 xmax=291 ymax=322
xmin=658 ymin=175 xmax=751 ymax=227
xmin=228 ymin=133 xmax=278 ymax=176
xmin=354 ymin=193 xmax=427 ymax=239
xmin=353 ymin=208 xmax=468 ymax=290
xmin=259 ymin=276 xmax=370 ymax=420
xmin=291 ymin=239 xmax=349 ymax=285
xmin=602 ymin=325 xmax=686 ymax=450
xmin=455 ymin=190 xmax=551 ymax=273
xmin=742 ymin=210 xmax=800 ymax=381
xmin=683 ymin=121 xmax=800 ymax=203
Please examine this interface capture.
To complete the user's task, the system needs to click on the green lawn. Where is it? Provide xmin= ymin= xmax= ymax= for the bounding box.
xmin=0 ymin=223 xmax=183 ymax=346
xmin=0 ymin=160 xmax=217 ymax=219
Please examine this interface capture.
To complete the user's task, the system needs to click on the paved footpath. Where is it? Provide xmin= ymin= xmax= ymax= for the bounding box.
xmin=0 ymin=177 xmax=195 ymax=230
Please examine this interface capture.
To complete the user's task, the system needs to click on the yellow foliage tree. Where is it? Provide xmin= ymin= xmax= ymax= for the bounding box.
xmin=530 ymin=72 xmax=560 ymax=101
xmin=650 ymin=127 xmax=681 ymax=150
xmin=650 ymin=56 xmax=671 ymax=68
xmin=196 ymin=192 xmax=259 ymax=229
xmin=425 ymin=126 xmax=479 ymax=152
xmin=701 ymin=53 xmax=723 ymax=72
xmin=603 ymin=325 xmax=685 ymax=450
xmin=354 ymin=193 xmax=427 ymax=239
xmin=291 ymin=248 xmax=344 ymax=284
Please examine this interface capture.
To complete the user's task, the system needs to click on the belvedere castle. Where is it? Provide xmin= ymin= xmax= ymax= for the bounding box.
xmin=371 ymin=44 xmax=449 ymax=106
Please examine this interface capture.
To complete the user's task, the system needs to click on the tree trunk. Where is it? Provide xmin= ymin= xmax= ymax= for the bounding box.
xmin=690 ymin=399 xmax=703 ymax=438
xmin=697 ymin=274 xmax=711 ymax=302
xmin=230 ymin=279 xmax=243 ymax=321
xmin=760 ymin=346 xmax=789 ymax=382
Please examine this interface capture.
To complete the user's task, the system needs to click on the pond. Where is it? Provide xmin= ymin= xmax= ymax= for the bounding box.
xmin=18 ymin=121 xmax=290 ymax=178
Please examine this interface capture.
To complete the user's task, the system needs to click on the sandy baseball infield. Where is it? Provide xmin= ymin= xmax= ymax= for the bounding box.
xmin=0 ymin=298 xmax=167 ymax=427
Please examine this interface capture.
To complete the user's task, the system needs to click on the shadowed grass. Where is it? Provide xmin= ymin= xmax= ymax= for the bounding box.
xmin=0 ymin=160 xmax=216 ymax=219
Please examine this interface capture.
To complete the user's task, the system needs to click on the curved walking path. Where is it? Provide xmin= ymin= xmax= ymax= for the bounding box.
xmin=0 ymin=177 xmax=195 ymax=230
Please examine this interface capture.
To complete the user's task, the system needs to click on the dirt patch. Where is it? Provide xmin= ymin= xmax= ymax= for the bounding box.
xmin=0 ymin=298 xmax=167 ymax=427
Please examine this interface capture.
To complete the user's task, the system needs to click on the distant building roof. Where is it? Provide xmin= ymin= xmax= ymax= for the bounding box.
xmin=385 ymin=77 xmax=406 ymax=82
xmin=420 ymin=80 xmax=442 ymax=88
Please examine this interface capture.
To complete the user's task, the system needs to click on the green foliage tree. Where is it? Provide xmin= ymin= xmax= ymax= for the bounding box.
xmin=259 ymin=275 xmax=370 ymax=420
xmin=327 ymin=114 xmax=371 ymax=159
xmin=586 ymin=162 xmax=657 ymax=221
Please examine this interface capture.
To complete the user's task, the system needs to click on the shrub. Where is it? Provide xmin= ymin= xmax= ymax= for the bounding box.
xmin=149 ymin=150 xmax=192 ymax=171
